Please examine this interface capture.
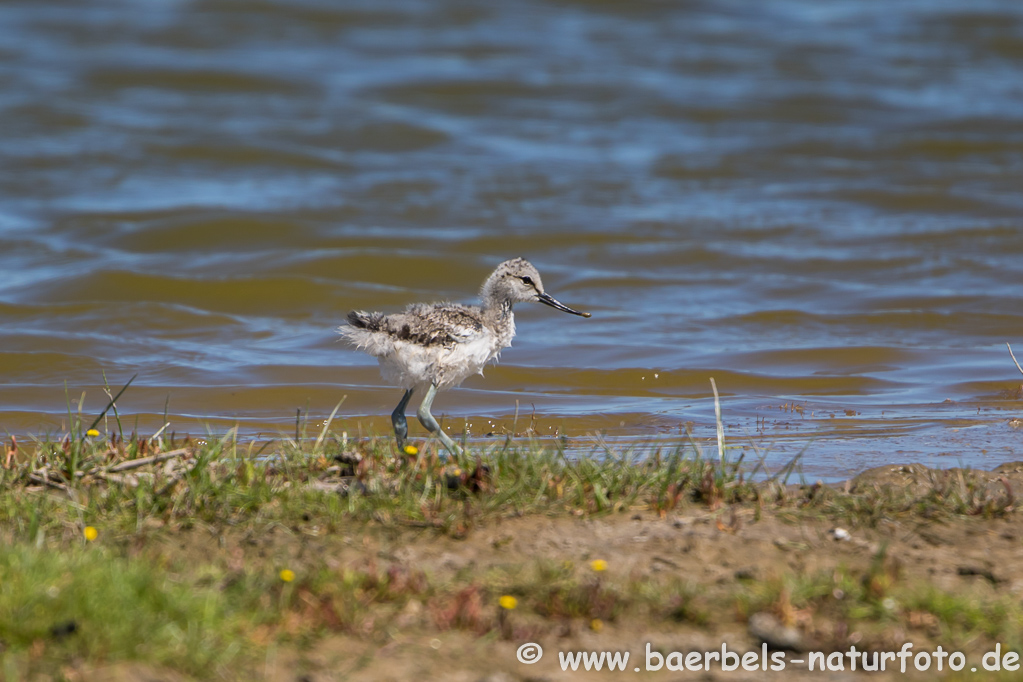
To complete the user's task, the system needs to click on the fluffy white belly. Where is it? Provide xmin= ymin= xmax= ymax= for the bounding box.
xmin=379 ymin=333 xmax=503 ymax=390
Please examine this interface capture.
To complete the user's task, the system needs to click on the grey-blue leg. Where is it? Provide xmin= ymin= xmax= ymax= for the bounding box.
xmin=391 ymin=388 xmax=414 ymax=448
xmin=416 ymin=382 xmax=460 ymax=458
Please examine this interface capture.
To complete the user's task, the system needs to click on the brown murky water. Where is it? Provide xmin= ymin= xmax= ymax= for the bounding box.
xmin=2 ymin=0 xmax=1022 ymax=479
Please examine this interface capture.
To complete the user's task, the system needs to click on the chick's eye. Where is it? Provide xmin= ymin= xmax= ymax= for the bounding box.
xmin=519 ymin=276 xmax=533 ymax=286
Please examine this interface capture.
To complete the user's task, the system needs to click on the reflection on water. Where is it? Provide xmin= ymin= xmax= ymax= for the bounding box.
xmin=1 ymin=0 xmax=1022 ymax=480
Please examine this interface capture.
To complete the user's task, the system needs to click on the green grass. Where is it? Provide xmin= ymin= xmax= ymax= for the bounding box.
xmin=732 ymin=553 xmax=1023 ymax=653
xmin=0 ymin=424 xmax=763 ymax=544
xmin=2 ymin=402 xmax=1023 ymax=678
xmin=0 ymin=542 xmax=242 ymax=677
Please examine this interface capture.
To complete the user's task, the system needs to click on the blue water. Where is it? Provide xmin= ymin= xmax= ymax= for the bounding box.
xmin=1 ymin=0 xmax=1022 ymax=479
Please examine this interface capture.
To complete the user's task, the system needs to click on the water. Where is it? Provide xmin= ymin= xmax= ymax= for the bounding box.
xmin=1 ymin=0 xmax=1022 ymax=480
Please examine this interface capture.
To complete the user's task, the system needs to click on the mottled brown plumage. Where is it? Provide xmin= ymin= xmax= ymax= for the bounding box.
xmin=347 ymin=304 xmax=483 ymax=348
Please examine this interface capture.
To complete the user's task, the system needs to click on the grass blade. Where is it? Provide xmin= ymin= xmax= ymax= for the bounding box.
xmin=1009 ymin=342 xmax=1023 ymax=378
xmin=86 ymin=373 xmax=137 ymax=436
xmin=314 ymin=396 xmax=347 ymax=452
xmin=710 ymin=377 xmax=724 ymax=465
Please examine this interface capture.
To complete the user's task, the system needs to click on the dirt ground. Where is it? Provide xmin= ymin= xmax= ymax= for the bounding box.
xmin=81 ymin=462 xmax=1023 ymax=681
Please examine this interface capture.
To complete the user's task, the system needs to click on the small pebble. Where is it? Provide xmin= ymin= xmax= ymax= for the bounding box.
xmin=734 ymin=567 xmax=758 ymax=581
xmin=748 ymin=612 xmax=802 ymax=651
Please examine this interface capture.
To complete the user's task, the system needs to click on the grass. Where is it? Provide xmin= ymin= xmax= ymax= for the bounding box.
xmin=733 ymin=551 xmax=1023 ymax=653
xmin=0 ymin=543 xmax=241 ymax=676
xmin=2 ymin=396 xmax=1023 ymax=679
xmin=1 ymin=424 xmax=764 ymax=543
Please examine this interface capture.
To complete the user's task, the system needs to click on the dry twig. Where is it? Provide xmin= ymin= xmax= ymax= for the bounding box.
xmin=106 ymin=447 xmax=191 ymax=473
xmin=28 ymin=469 xmax=70 ymax=493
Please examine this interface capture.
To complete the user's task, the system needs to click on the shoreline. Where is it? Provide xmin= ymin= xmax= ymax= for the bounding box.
xmin=2 ymin=431 xmax=1023 ymax=680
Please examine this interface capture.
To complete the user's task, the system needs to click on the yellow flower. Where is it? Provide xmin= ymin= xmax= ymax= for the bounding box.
xmin=590 ymin=559 xmax=608 ymax=572
xmin=590 ymin=618 xmax=603 ymax=632
xmin=83 ymin=526 xmax=98 ymax=542
xmin=279 ymin=569 xmax=295 ymax=583
xmin=403 ymin=445 xmax=419 ymax=456
xmin=85 ymin=429 xmax=100 ymax=438
xmin=499 ymin=595 xmax=518 ymax=610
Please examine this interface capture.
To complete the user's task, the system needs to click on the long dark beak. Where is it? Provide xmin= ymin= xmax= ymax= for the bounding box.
xmin=537 ymin=292 xmax=591 ymax=318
